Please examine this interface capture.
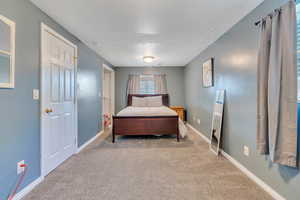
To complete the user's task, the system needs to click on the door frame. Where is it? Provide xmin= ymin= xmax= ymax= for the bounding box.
xmin=102 ymin=64 xmax=115 ymax=130
xmin=40 ymin=23 xmax=78 ymax=177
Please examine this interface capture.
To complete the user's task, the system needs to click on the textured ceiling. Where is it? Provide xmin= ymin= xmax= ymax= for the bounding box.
xmin=30 ymin=0 xmax=264 ymax=67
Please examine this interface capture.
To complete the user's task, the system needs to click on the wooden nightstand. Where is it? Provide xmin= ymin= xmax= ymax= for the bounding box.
xmin=170 ymin=106 xmax=186 ymax=121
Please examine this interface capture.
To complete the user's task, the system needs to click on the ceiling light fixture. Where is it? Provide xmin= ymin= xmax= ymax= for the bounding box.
xmin=143 ymin=56 xmax=155 ymax=63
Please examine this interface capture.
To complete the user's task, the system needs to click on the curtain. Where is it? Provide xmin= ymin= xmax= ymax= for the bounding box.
xmin=257 ymin=1 xmax=298 ymax=167
xmin=127 ymin=74 xmax=140 ymax=94
xmin=154 ymin=74 xmax=167 ymax=94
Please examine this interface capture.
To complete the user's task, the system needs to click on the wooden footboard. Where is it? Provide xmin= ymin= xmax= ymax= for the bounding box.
xmin=112 ymin=116 xmax=179 ymax=143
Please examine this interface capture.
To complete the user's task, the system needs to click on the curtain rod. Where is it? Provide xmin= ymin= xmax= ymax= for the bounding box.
xmin=254 ymin=0 xmax=296 ymax=26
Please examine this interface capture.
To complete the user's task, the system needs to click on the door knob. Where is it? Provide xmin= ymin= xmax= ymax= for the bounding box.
xmin=45 ymin=108 xmax=53 ymax=114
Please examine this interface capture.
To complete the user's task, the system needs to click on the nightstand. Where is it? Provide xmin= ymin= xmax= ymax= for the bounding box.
xmin=170 ymin=106 xmax=186 ymax=121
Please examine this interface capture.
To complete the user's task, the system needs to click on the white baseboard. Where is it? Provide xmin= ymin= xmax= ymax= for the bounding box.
xmin=12 ymin=131 xmax=103 ymax=200
xmin=186 ymin=123 xmax=210 ymax=143
xmin=186 ymin=123 xmax=286 ymax=200
xmin=13 ymin=176 xmax=44 ymax=200
xmin=220 ymin=150 xmax=285 ymax=200
xmin=77 ymin=130 xmax=104 ymax=153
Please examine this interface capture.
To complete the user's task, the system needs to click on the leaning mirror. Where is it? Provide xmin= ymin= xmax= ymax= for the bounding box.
xmin=210 ymin=90 xmax=225 ymax=155
xmin=0 ymin=15 xmax=15 ymax=88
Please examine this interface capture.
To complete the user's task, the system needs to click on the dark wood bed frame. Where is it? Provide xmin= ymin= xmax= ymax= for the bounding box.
xmin=112 ymin=94 xmax=179 ymax=143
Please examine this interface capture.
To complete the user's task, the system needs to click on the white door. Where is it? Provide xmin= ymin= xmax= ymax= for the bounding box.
xmin=102 ymin=65 xmax=115 ymax=129
xmin=103 ymin=70 xmax=111 ymax=114
xmin=41 ymin=24 xmax=77 ymax=176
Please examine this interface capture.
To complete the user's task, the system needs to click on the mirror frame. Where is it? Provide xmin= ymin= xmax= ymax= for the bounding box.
xmin=0 ymin=15 xmax=15 ymax=88
xmin=209 ymin=90 xmax=225 ymax=156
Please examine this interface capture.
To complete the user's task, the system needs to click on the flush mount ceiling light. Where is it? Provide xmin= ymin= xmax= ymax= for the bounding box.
xmin=143 ymin=56 xmax=155 ymax=63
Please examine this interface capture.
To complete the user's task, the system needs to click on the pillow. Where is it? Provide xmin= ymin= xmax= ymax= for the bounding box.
xmin=145 ymin=96 xmax=163 ymax=107
xmin=132 ymin=96 xmax=147 ymax=107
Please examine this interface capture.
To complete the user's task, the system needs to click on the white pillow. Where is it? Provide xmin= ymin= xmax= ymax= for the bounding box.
xmin=132 ymin=96 xmax=147 ymax=107
xmin=145 ymin=96 xmax=163 ymax=107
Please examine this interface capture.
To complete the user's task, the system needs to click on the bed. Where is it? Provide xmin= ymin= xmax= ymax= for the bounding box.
xmin=112 ymin=94 xmax=187 ymax=143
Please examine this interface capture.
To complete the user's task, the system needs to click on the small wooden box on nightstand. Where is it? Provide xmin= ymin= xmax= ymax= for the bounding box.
xmin=170 ymin=106 xmax=186 ymax=121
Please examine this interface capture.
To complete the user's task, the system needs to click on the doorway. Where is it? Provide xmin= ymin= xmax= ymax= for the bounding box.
xmin=102 ymin=64 xmax=115 ymax=130
xmin=40 ymin=23 xmax=78 ymax=176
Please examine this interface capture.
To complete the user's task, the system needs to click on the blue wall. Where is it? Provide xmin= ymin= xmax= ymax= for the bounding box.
xmin=0 ymin=0 xmax=112 ymax=198
xmin=77 ymin=44 xmax=113 ymax=146
xmin=184 ymin=0 xmax=299 ymax=199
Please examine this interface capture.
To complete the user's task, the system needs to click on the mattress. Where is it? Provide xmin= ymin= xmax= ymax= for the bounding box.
xmin=117 ymin=106 xmax=178 ymax=117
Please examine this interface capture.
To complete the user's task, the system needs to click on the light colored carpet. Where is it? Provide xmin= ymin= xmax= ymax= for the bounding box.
xmin=24 ymin=128 xmax=273 ymax=200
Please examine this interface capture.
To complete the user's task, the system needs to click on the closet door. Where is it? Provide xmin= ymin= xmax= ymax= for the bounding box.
xmin=41 ymin=24 xmax=77 ymax=176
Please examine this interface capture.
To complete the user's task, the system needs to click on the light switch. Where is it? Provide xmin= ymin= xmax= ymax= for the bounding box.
xmin=243 ymin=145 xmax=250 ymax=157
xmin=33 ymin=89 xmax=39 ymax=100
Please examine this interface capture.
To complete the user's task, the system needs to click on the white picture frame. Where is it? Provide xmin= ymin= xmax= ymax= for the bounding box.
xmin=202 ymin=58 xmax=213 ymax=88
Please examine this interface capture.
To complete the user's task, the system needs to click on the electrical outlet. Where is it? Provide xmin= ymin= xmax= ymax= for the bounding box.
xmin=33 ymin=89 xmax=39 ymax=100
xmin=197 ymin=118 xmax=201 ymax=125
xmin=17 ymin=160 xmax=25 ymax=174
xmin=243 ymin=146 xmax=250 ymax=157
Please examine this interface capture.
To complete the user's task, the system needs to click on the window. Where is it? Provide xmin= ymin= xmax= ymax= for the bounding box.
xmin=127 ymin=74 xmax=167 ymax=95
xmin=0 ymin=15 xmax=15 ymax=88
xmin=139 ymin=75 xmax=155 ymax=94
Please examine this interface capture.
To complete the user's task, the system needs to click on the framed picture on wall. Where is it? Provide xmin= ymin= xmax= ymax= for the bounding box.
xmin=202 ymin=58 xmax=214 ymax=87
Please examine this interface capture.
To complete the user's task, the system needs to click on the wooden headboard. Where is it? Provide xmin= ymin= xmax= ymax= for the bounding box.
xmin=127 ymin=94 xmax=169 ymax=106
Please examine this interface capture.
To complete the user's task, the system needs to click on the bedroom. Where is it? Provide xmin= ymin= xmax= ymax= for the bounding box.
xmin=0 ymin=0 xmax=299 ymax=200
